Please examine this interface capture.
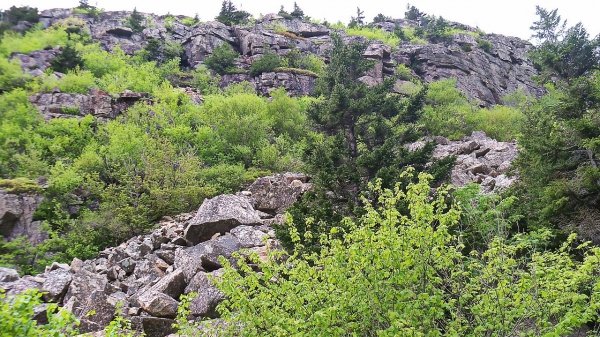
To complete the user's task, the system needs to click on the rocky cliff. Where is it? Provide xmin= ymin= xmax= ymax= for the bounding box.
xmin=20 ymin=8 xmax=543 ymax=108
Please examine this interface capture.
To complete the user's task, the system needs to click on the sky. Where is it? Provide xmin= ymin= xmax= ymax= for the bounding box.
xmin=2 ymin=0 xmax=600 ymax=40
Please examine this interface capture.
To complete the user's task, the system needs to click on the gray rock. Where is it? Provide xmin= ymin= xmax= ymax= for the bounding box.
xmin=185 ymin=270 xmax=225 ymax=318
xmin=150 ymin=269 xmax=186 ymax=299
xmin=0 ymin=267 xmax=19 ymax=283
xmin=0 ymin=276 xmax=43 ymax=295
xmin=429 ymin=131 xmax=518 ymax=192
xmin=184 ymin=194 xmax=262 ymax=245
xmin=230 ymin=225 xmax=269 ymax=248
xmin=393 ymin=34 xmax=544 ymax=106
xmin=138 ymin=290 xmax=179 ymax=318
xmin=248 ymin=172 xmax=312 ymax=214
xmin=175 ymin=234 xmax=242 ymax=282
xmin=41 ymin=268 xmax=72 ymax=303
xmin=131 ymin=316 xmax=176 ymax=337
xmin=0 ymin=190 xmax=45 ymax=244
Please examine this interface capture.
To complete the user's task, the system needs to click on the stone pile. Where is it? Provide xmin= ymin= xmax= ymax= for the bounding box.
xmin=0 ymin=173 xmax=311 ymax=337
xmin=408 ymin=132 xmax=518 ymax=193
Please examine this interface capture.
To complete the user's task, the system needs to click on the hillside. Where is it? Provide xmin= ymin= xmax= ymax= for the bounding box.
xmin=0 ymin=2 xmax=599 ymax=337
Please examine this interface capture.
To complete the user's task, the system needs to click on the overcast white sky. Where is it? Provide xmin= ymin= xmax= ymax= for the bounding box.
xmin=2 ymin=0 xmax=600 ymax=40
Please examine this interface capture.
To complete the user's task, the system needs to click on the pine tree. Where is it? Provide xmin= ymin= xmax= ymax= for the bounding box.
xmin=215 ymin=0 xmax=250 ymax=26
xmin=348 ymin=7 xmax=365 ymax=28
xmin=127 ymin=7 xmax=144 ymax=33
xmin=290 ymin=2 xmax=304 ymax=19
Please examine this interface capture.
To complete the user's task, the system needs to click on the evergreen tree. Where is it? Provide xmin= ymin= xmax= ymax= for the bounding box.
xmin=290 ymin=2 xmax=304 ymax=19
xmin=530 ymin=6 xmax=566 ymax=43
xmin=529 ymin=7 xmax=600 ymax=79
xmin=348 ymin=7 xmax=365 ymax=28
xmin=404 ymin=4 xmax=426 ymax=25
xmin=50 ymin=43 xmax=84 ymax=73
xmin=127 ymin=7 xmax=145 ymax=33
xmin=215 ymin=0 xmax=251 ymax=26
xmin=278 ymin=5 xmax=292 ymax=19
xmin=372 ymin=13 xmax=391 ymax=24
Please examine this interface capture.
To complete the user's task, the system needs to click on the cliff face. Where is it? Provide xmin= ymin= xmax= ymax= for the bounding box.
xmin=28 ymin=8 xmax=542 ymax=106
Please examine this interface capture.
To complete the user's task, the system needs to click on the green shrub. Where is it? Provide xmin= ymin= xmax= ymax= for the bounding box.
xmin=395 ymin=63 xmax=414 ymax=81
xmin=0 ymin=58 xmax=29 ymax=92
xmin=0 ymin=28 xmax=69 ymax=57
xmin=0 ymin=177 xmax=41 ymax=193
xmin=140 ymin=38 xmax=184 ymax=65
xmin=72 ymin=6 xmax=103 ymax=18
xmin=466 ymin=105 xmax=524 ymax=141
xmin=33 ymin=69 xmax=96 ymax=94
xmin=79 ymin=44 xmax=128 ymax=77
xmin=420 ymin=79 xmax=474 ymax=139
xmin=181 ymin=15 xmax=200 ymax=27
xmin=1 ymin=6 xmax=39 ymax=25
xmin=345 ymin=26 xmax=400 ymax=47
xmin=210 ymin=172 xmax=600 ymax=336
xmin=249 ymin=52 xmax=282 ymax=76
xmin=192 ymin=65 xmax=221 ymax=95
xmin=126 ymin=8 xmax=145 ymax=33
xmin=476 ymin=37 xmax=493 ymax=53
xmin=0 ymin=289 xmax=79 ymax=336
xmin=204 ymin=43 xmax=238 ymax=75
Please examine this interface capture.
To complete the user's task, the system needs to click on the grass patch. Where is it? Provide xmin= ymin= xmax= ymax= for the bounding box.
xmin=345 ymin=26 xmax=400 ymax=48
xmin=0 ymin=178 xmax=42 ymax=194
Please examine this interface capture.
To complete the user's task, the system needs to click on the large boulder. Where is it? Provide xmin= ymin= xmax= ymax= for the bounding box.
xmin=131 ymin=316 xmax=176 ymax=337
xmin=0 ymin=190 xmax=45 ymax=244
xmin=0 ymin=267 xmax=19 ymax=283
xmin=41 ymin=268 xmax=72 ymax=303
xmin=184 ymin=270 xmax=225 ymax=318
xmin=247 ymin=172 xmax=312 ymax=214
xmin=137 ymin=290 xmax=179 ymax=318
xmin=63 ymin=270 xmax=117 ymax=333
xmin=183 ymin=21 xmax=235 ymax=68
xmin=183 ymin=195 xmax=262 ymax=245
xmin=175 ymin=234 xmax=242 ymax=282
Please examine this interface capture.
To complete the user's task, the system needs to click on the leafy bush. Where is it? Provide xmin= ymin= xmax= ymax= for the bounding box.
xmin=192 ymin=65 xmax=221 ymax=95
xmin=36 ymin=69 xmax=96 ymax=94
xmin=1 ymin=6 xmax=39 ymax=25
xmin=420 ymin=79 xmax=473 ymax=139
xmin=140 ymin=38 xmax=184 ymax=64
xmin=249 ymin=52 xmax=282 ymax=76
xmin=0 ymin=28 xmax=69 ymax=56
xmin=203 ymin=43 xmax=238 ymax=75
xmin=211 ymin=172 xmax=600 ymax=336
xmin=0 ymin=289 xmax=79 ymax=336
xmin=476 ymin=37 xmax=493 ymax=53
xmin=0 ymin=58 xmax=29 ymax=92
xmin=181 ymin=15 xmax=200 ymax=27
xmin=215 ymin=0 xmax=251 ymax=26
xmin=466 ymin=105 xmax=524 ymax=141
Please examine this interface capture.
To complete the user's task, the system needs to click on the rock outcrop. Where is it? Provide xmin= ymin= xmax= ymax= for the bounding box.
xmin=0 ymin=173 xmax=311 ymax=337
xmin=21 ymin=10 xmax=544 ymax=105
xmin=29 ymin=89 xmax=149 ymax=120
xmin=394 ymin=34 xmax=544 ymax=106
xmin=409 ymin=132 xmax=518 ymax=193
xmin=0 ymin=190 xmax=45 ymax=244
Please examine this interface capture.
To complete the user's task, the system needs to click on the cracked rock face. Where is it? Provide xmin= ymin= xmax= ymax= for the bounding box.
xmin=393 ymin=34 xmax=544 ymax=106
